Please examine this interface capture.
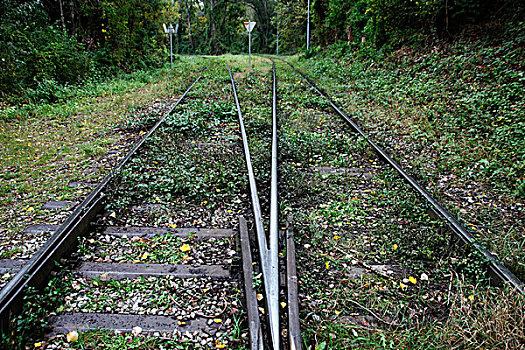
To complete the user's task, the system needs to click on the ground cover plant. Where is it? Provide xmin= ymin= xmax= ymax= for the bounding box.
xmin=1 ymin=45 xmax=522 ymax=348
xmin=0 ymin=58 xmax=204 ymax=266
xmin=0 ymin=57 xmax=210 ymax=347
xmin=275 ymin=59 xmax=524 ymax=349
xmin=291 ymin=19 xmax=525 ymax=282
xmin=105 ymin=60 xmax=249 ymax=229
xmin=79 ymin=233 xmax=237 ymax=266
xmin=11 ymin=58 xmax=253 ymax=349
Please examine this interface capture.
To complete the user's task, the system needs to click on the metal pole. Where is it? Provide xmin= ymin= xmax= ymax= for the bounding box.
xmin=307 ymin=0 xmax=310 ymax=51
xmin=168 ymin=24 xmax=174 ymax=69
xmin=170 ymin=32 xmax=173 ymax=69
xmin=249 ymin=31 xmax=252 ymax=69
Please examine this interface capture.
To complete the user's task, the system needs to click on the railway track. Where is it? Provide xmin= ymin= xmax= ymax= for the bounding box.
xmin=0 ymin=56 xmax=522 ymax=349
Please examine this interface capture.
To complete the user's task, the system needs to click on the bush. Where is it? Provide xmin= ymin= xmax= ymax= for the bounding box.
xmin=0 ymin=0 xmax=91 ymax=103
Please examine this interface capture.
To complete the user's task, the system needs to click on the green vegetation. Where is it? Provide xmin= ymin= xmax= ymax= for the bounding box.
xmin=5 ymin=0 xmax=521 ymax=104
xmin=274 ymin=58 xmax=524 ymax=349
xmin=291 ymin=16 xmax=525 ymax=279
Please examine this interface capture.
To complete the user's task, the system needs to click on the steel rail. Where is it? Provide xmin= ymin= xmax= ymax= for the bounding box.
xmin=282 ymin=60 xmax=524 ymax=294
xmin=0 ymin=71 xmax=206 ymax=329
xmin=227 ymin=65 xmax=280 ymax=349
xmin=269 ymin=62 xmax=280 ymax=350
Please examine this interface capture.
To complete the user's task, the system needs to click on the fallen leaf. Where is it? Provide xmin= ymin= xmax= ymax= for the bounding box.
xmin=281 ymin=302 xmax=287 ymax=308
xmin=66 ymin=331 xmax=79 ymax=342
xmin=399 ymin=282 xmax=407 ymax=290
xmin=213 ymin=318 xmax=222 ymax=323
xmin=333 ymin=235 xmax=341 ymax=240
xmin=468 ymin=295 xmax=474 ymax=301
xmin=180 ymin=244 xmax=191 ymax=253
xmin=141 ymin=252 xmax=150 ymax=260
xmin=334 ymin=310 xmax=341 ymax=315
xmin=420 ymin=273 xmax=429 ymax=281
xmin=215 ymin=340 xmax=227 ymax=349
xmin=408 ymin=276 xmax=417 ymax=284
xmin=132 ymin=326 xmax=142 ymax=336
xmin=34 ymin=342 xmax=43 ymax=347
xmin=325 ymin=262 xmax=330 ymax=270
xmin=393 ymin=244 xmax=398 ymax=250
xmin=256 ymin=294 xmax=263 ymax=301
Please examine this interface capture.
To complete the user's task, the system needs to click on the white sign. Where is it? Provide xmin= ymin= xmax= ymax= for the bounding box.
xmin=163 ymin=23 xmax=168 ymax=34
xmin=244 ymin=21 xmax=256 ymax=33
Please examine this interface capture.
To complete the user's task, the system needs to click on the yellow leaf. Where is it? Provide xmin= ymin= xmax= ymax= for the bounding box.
xmin=180 ymin=244 xmax=191 ymax=252
xmin=258 ymin=307 xmax=265 ymax=314
xmin=281 ymin=302 xmax=287 ymax=308
xmin=141 ymin=252 xmax=150 ymax=260
xmin=399 ymin=282 xmax=407 ymax=290
xmin=27 ymin=207 xmax=34 ymax=212
xmin=468 ymin=295 xmax=474 ymax=301
xmin=333 ymin=235 xmax=341 ymax=240
xmin=92 ymin=281 xmax=99 ymax=286
xmin=334 ymin=310 xmax=341 ymax=315
xmin=393 ymin=244 xmax=398 ymax=250
xmin=325 ymin=262 xmax=330 ymax=270
xmin=256 ymin=294 xmax=263 ymax=301
xmin=169 ymin=223 xmax=177 ymax=228
xmin=34 ymin=342 xmax=42 ymax=347
xmin=88 ymin=239 xmax=95 ymax=244
xmin=408 ymin=276 xmax=417 ymax=284
xmin=213 ymin=318 xmax=222 ymax=323
xmin=215 ymin=340 xmax=227 ymax=349
xmin=66 ymin=331 xmax=79 ymax=342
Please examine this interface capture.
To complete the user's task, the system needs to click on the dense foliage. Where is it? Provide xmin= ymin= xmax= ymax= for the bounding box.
xmin=1 ymin=0 xmax=523 ymax=104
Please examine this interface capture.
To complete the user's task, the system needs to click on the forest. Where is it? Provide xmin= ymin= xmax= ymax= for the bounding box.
xmin=1 ymin=0 xmax=522 ymax=104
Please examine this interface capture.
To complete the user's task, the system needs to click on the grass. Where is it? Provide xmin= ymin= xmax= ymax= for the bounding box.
xmin=274 ymin=58 xmax=524 ymax=349
xmin=290 ymin=25 xmax=525 ymax=282
xmin=2 ymin=52 xmax=523 ymax=349
xmin=0 ymin=58 xmax=204 ymax=260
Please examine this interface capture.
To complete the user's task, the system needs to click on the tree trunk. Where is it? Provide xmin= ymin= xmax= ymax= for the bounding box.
xmin=184 ymin=0 xmax=194 ymax=50
xmin=58 ymin=0 xmax=66 ymax=34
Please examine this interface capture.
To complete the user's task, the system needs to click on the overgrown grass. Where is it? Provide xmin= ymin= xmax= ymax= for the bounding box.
xmin=275 ymin=56 xmax=524 ymax=349
xmin=0 ymin=58 xmax=204 ymax=270
xmin=291 ymin=21 xmax=525 ymax=281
